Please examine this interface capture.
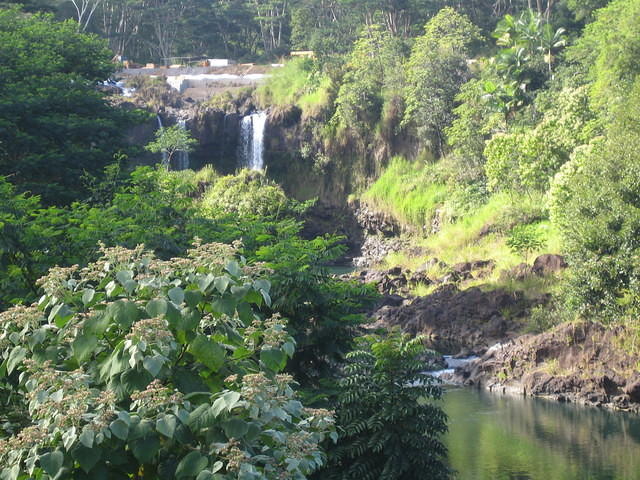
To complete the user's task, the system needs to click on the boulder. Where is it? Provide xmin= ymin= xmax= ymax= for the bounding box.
xmin=624 ymin=377 xmax=640 ymax=403
xmin=370 ymin=284 xmax=527 ymax=352
xmin=532 ymin=254 xmax=568 ymax=276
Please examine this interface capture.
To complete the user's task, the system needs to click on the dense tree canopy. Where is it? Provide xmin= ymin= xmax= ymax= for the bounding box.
xmin=0 ymin=7 xmax=140 ymax=204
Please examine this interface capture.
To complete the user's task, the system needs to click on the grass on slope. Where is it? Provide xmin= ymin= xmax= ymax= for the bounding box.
xmin=255 ymin=58 xmax=332 ymax=117
xmin=381 ymin=192 xmax=564 ymax=297
xmin=362 ymin=156 xmax=447 ymax=231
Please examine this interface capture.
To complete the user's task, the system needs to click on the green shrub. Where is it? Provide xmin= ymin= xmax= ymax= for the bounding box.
xmin=323 ymin=331 xmax=449 ymax=480
xmin=0 ymin=242 xmax=335 ymax=478
xmin=256 ymin=58 xmax=332 ymax=116
xmin=552 ymin=79 xmax=640 ymax=319
xmin=201 ymin=170 xmax=295 ymax=219
xmin=507 ymin=224 xmax=547 ymax=262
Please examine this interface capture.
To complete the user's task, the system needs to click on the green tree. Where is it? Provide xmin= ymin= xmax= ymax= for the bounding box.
xmin=0 ymin=7 xmax=139 ymax=204
xmin=506 ymin=224 xmax=546 ymax=262
xmin=551 ymin=79 xmax=640 ymax=319
xmin=331 ymin=25 xmax=405 ymax=138
xmin=145 ymin=124 xmax=197 ymax=168
xmin=403 ymin=7 xmax=481 ymax=155
xmin=324 ymin=331 xmax=449 ymax=480
xmin=570 ymin=0 xmax=640 ymax=111
xmin=484 ymin=86 xmax=595 ymax=193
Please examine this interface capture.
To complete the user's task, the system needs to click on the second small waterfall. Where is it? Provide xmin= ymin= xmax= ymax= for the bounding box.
xmin=239 ymin=111 xmax=267 ymax=170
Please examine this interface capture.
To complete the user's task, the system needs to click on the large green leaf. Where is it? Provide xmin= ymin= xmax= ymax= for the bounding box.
xmin=72 ymin=445 xmax=101 ymax=473
xmin=222 ymin=418 xmax=249 ymax=439
xmin=49 ymin=303 xmax=74 ymax=328
xmin=169 ymin=286 xmax=185 ymax=305
xmin=142 ymin=354 xmax=165 ymax=377
xmin=39 ymin=450 xmax=63 ymax=477
xmin=106 ymin=300 xmax=139 ymax=329
xmin=213 ymin=276 xmax=231 ymax=294
xmin=176 ymin=451 xmax=208 ymax=479
xmin=130 ymin=434 xmax=160 ymax=464
xmin=73 ymin=332 xmax=98 ymax=363
xmin=110 ymin=419 xmax=129 ymax=440
xmin=188 ymin=335 xmax=225 ymax=372
xmin=156 ymin=414 xmax=177 ymax=438
xmin=146 ymin=298 xmax=168 ymax=317
xmin=7 ymin=346 xmax=26 ymax=374
xmin=260 ymin=348 xmax=287 ymax=372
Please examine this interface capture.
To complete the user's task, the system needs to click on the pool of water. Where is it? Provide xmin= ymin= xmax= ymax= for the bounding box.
xmin=444 ymin=387 xmax=640 ymax=480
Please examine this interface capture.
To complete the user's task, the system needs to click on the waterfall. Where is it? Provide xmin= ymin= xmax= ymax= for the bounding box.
xmin=175 ymin=119 xmax=190 ymax=170
xmin=239 ymin=111 xmax=267 ymax=170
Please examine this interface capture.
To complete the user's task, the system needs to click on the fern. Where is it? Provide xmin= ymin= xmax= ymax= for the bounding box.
xmin=322 ymin=330 xmax=451 ymax=480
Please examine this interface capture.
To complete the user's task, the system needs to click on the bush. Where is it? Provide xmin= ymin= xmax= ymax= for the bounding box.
xmin=0 ymin=242 xmax=335 ymax=478
xmin=552 ymin=79 xmax=640 ymax=319
xmin=323 ymin=331 xmax=449 ymax=480
xmin=507 ymin=224 xmax=547 ymax=263
xmin=201 ymin=170 xmax=297 ymax=219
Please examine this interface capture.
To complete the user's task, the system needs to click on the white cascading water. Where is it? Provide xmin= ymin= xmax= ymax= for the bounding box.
xmin=239 ymin=111 xmax=267 ymax=170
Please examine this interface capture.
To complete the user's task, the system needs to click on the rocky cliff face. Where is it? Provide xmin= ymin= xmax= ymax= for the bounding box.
xmin=452 ymin=321 xmax=640 ymax=412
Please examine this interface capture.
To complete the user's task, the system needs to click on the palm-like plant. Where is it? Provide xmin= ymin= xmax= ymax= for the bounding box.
xmin=324 ymin=331 xmax=449 ymax=480
xmin=539 ymin=23 xmax=567 ymax=73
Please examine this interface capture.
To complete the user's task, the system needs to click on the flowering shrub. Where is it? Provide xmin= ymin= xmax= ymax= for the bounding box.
xmin=0 ymin=241 xmax=334 ymax=479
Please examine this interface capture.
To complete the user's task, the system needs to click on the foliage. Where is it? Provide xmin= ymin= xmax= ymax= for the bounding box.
xmin=145 ymin=124 xmax=197 ymax=167
xmin=323 ymin=331 xmax=449 ymax=480
xmin=362 ymin=157 xmax=447 ymax=231
xmin=256 ymin=58 xmax=332 ymax=116
xmin=551 ymin=79 xmax=640 ymax=319
xmin=0 ymin=242 xmax=335 ymax=478
xmin=506 ymin=224 xmax=547 ymax=262
xmin=565 ymin=0 xmax=610 ymax=21
xmin=403 ymin=7 xmax=481 ymax=154
xmin=253 ymin=235 xmax=377 ymax=385
xmin=570 ymin=0 xmax=640 ymax=110
xmin=0 ymin=7 xmax=141 ymax=204
xmin=482 ymin=10 xmax=566 ymax=117
xmin=446 ymin=78 xmax=504 ymax=177
xmin=0 ymin=165 xmax=376 ymax=395
xmin=484 ymin=86 xmax=596 ymax=193
xmin=201 ymin=169 xmax=302 ymax=219
xmin=331 ymin=25 xmax=405 ymax=137
xmin=0 ymin=167 xmax=287 ymax=307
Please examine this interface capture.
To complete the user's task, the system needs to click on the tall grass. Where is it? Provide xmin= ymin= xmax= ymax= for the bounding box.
xmin=379 ymin=188 xmax=565 ymax=298
xmin=362 ymin=156 xmax=447 ymax=230
xmin=256 ymin=58 xmax=332 ymax=116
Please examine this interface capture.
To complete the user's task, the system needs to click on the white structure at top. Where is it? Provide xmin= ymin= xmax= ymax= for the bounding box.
xmin=207 ymin=59 xmax=236 ymax=67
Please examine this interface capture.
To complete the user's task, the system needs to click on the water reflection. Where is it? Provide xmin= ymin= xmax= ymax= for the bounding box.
xmin=443 ymin=387 xmax=640 ymax=480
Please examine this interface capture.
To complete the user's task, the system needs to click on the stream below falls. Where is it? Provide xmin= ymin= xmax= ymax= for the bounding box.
xmin=443 ymin=387 xmax=640 ymax=479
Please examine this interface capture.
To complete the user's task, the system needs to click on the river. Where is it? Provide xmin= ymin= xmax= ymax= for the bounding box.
xmin=443 ymin=387 xmax=640 ymax=479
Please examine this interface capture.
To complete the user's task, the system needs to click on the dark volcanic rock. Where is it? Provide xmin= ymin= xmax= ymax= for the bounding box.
xmin=501 ymin=263 xmax=533 ymax=281
xmin=624 ymin=376 xmax=640 ymax=403
xmin=371 ymin=285 xmax=528 ymax=353
xmin=360 ymin=268 xmax=409 ymax=295
xmin=455 ymin=322 xmax=640 ymax=412
xmin=352 ymin=235 xmax=408 ymax=269
xmin=532 ymin=254 xmax=568 ymax=276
